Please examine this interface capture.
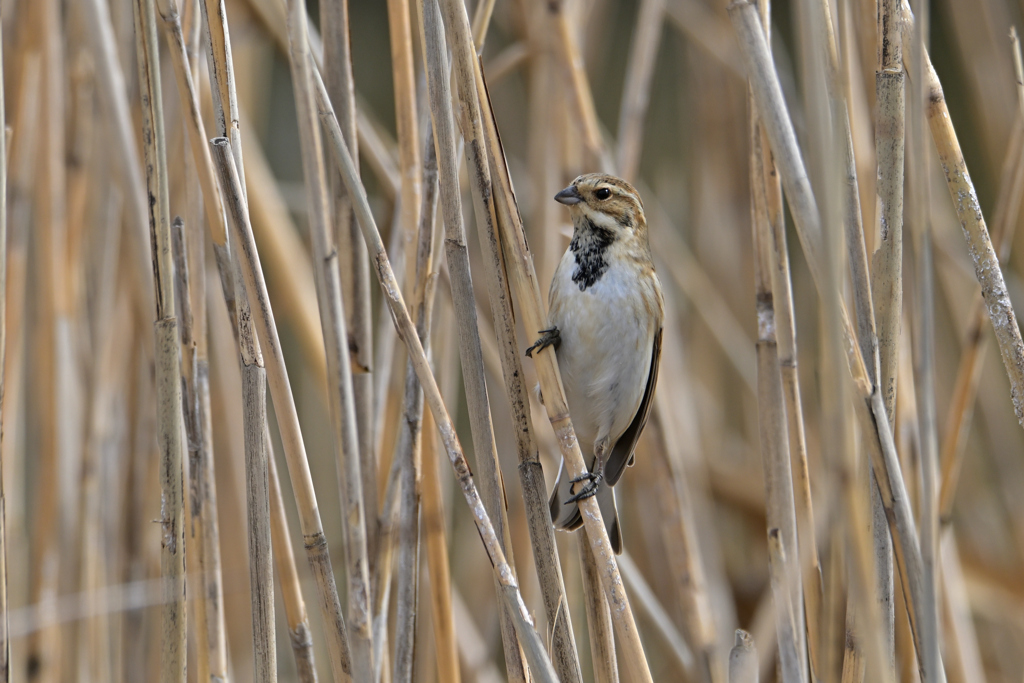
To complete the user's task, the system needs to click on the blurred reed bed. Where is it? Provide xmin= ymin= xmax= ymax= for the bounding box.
xmin=4 ymin=0 xmax=1024 ymax=681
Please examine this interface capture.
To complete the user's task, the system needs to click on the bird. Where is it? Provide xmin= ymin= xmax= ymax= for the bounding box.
xmin=526 ymin=173 xmax=664 ymax=554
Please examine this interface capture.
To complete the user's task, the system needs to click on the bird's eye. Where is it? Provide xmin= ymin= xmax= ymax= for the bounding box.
xmin=594 ymin=188 xmax=611 ymax=200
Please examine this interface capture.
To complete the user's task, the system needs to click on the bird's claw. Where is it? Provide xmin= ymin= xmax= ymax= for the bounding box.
xmin=565 ymin=471 xmax=603 ymax=504
xmin=526 ymin=327 xmax=560 ymax=358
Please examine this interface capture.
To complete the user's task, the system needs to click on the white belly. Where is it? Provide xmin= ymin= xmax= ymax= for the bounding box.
xmin=549 ymin=253 xmax=654 ymax=458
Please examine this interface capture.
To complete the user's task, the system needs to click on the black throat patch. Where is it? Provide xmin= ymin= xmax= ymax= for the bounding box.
xmin=570 ymin=217 xmax=616 ymax=290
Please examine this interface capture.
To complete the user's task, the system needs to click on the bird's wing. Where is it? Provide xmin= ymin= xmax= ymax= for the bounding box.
xmin=604 ymin=326 xmax=662 ymax=487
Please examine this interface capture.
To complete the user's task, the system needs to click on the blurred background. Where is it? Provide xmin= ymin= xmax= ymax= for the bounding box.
xmin=5 ymin=0 xmax=1024 ymax=681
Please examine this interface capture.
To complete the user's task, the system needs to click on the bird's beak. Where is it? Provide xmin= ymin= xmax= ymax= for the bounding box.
xmin=554 ymin=185 xmax=582 ymax=205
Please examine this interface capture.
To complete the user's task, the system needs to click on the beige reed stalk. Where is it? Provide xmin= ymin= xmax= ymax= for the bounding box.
xmin=210 ymin=140 xmax=354 ymax=683
xmin=130 ymin=0 xmax=186 ymax=678
xmin=423 ymin=0 xmax=528 ymax=678
xmin=474 ymin=56 xmax=656 ymax=683
xmin=872 ymin=0 xmax=906 ymax=423
xmin=730 ymin=4 xmax=937 ymax=680
xmin=267 ymin=436 xmax=318 ymax=682
xmin=899 ymin=3 xmax=1024 ymax=428
xmin=181 ymin=2 xmax=229 ymax=677
xmin=321 ymin=0 xmax=376 ymax=569
xmin=281 ymin=0 xmax=374 ymax=678
xmin=392 ymin=127 xmax=441 ymax=683
xmin=312 ymin=63 xmax=561 ymax=683
xmin=766 ymin=529 xmax=803 ymax=683
xmin=0 ymin=16 xmax=8 ymax=680
xmin=200 ymin=0 xmax=244 ymax=192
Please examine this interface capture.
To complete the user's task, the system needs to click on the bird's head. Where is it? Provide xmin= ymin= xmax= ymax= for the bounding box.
xmin=554 ymin=173 xmax=648 ymax=243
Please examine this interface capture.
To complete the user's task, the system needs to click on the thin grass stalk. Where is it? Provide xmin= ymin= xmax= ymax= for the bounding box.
xmin=392 ymin=127 xmax=441 ymax=683
xmin=130 ymin=0 xmax=186 ymax=677
xmin=421 ymin=409 xmax=459 ymax=683
xmin=321 ymin=0 xmax=376 ymax=575
xmin=476 ymin=61 xmax=656 ymax=683
xmin=82 ymin=0 xmax=155 ymax=312
xmin=899 ymin=3 xmax=1024 ymax=429
xmin=311 ymin=65 xmax=561 ymax=683
xmin=616 ymin=0 xmax=664 ymax=181
xmin=729 ymin=630 xmax=758 ymax=683
xmin=281 ymin=1 xmax=375 ymax=678
xmin=0 ymin=14 xmax=8 ymax=679
xmin=579 ymin=532 xmax=618 ymax=683
xmin=422 ymin=1 xmax=528 ymax=678
xmin=938 ymin=40 xmax=1024 ymax=520
xmin=267 ymin=435 xmax=318 ymax=682
xmin=209 ymin=140 xmax=353 ymax=682
xmin=475 ymin=65 xmax=585 ymax=683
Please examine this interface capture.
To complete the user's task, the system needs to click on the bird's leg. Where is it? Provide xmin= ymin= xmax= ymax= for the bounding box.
xmin=525 ymin=326 xmax=561 ymax=357
xmin=566 ymin=437 xmax=608 ymax=504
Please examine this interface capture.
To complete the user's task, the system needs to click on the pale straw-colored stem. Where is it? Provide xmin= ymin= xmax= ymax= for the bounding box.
xmin=0 ymin=15 xmax=8 ymax=680
xmin=579 ymin=532 xmax=618 ymax=683
xmin=729 ymin=630 xmax=758 ymax=683
xmin=130 ymin=0 xmax=186 ymax=677
xmin=616 ymin=0 xmax=664 ymax=181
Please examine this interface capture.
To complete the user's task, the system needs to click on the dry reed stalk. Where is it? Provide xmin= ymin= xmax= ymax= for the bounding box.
xmin=872 ymin=0 xmax=906 ymax=423
xmin=579 ymin=531 xmax=618 ymax=683
xmin=266 ymin=436 xmax=318 ymax=682
xmin=391 ymin=125 xmax=440 ymax=683
xmin=729 ymin=630 xmax=757 ymax=683
xmin=422 ymin=1 xmax=530 ymax=678
xmin=130 ymin=0 xmax=187 ymax=678
xmin=284 ymin=0 xmax=378 ymax=677
xmin=311 ymin=63 xmax=561 ymax=683
xmin=938 ymin=529 xmax=986 ymax=683
xmin=0 ymin=15 xmax=8 ymax=680
xmin=420 ymin=409 xmax=460 ymax=683
xmin=476 ymin=52 xmax=655 ymax=683
xmin=616 ymin=0 xmax=664 ymax=181
xmin=938 ymin=37 xmax=1024 ymax=520
xmin=617 ymin=552 xmax=694 ymax=678
xmin=178 ymin=3 xmax=229 ymax=677
xmin=26 ymin=1 xmax=68 ymax=674
xmin=321 ymin=0 xmax=376 ymax=574
xmin=898 ymin=5 xmax=1024 ymax=430
xmin=664 ymin=0 xmax=744 ymax=78
xmin=210 ymin=140 xmax=354 ymax=682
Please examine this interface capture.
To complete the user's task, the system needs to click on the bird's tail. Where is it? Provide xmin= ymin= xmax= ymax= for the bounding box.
xmin=549 ymin=457 xmax=621 ymax=554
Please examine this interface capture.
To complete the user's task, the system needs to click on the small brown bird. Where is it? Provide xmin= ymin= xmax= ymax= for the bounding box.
xmin=527 ymin=173 xmax=664 ymax=554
